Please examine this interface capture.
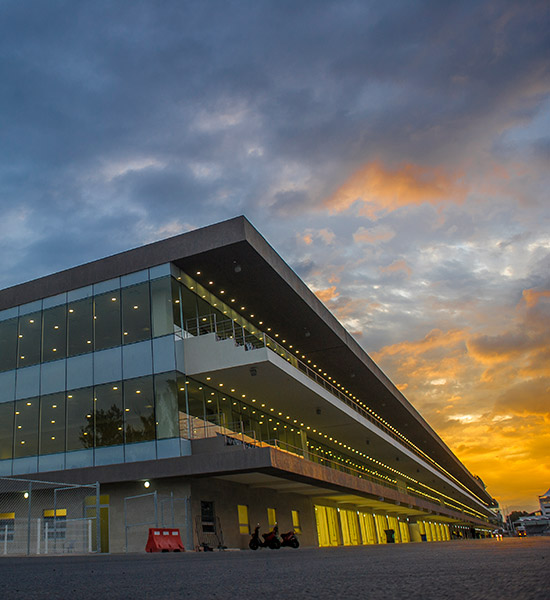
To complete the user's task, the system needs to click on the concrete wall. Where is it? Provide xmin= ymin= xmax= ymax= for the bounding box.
xmin=190 ymin=478 xmax=317 ymax=550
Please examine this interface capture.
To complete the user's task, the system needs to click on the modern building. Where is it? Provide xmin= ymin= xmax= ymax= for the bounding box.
xmin=0 ymin=216 xmax=499 ymax=552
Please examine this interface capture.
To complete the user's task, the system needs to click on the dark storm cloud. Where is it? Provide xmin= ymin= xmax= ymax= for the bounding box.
xmin=0 ymin=0 xmax=548 ymax=288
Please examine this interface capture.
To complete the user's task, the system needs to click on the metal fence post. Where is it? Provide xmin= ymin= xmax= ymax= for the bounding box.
xmin=154 ymin=491 xmax=158 ymax=527
xmin=26 ymin=481 xmax=32 ymax=556
xmin=53 ymin=488 xmax=58 ymax=554
xmin=95 ymin=482 xmax=101 ymax=553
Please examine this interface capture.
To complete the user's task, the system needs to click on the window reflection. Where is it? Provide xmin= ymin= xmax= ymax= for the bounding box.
xmin=67 ymin=388 xmax=94 ymax=451
xmin=0 ymin=402 xmax=14 ymax=460
xmin=42 ymin=305 xmax=67 ymax=362
xmin=94 ymin=382 xmax=123 ymax=447
xmin=150 ymin=278 xmax=174 ymax=338
xmin=0 ymin=319 xmax=18 ymax=372
xmin=94 ymin=291 xmax=121 ymax=351
xmin=14 ymin=398 xmax=39 ymax=458
xmin=124 ymin=376 xmax=155 ymax=443
xmin=68 ymin=297 xmax=93 ymax=357
xmin=40 ymin=393 xmax=65 ymax=455
xmin=17 ymin=312 xmax=41 ymax=367
xmin=122 ymin=283 xmax=151 ymax=344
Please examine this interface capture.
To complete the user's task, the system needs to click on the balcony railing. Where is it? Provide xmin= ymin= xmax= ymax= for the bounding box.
xmin=183 ymin=313 xmax=451 ymax=476
xmin=183 ymin=416 xmax=488 ymax=522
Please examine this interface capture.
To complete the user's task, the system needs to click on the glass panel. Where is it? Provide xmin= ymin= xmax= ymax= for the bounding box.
xmin=68 ymin=297 xmax=93 ymax=357
xmin=42 ymin=305 xmax=67 ymax=362
xmin=180 ymin=283 xmax=198 ymax=333
xmin=154 ymin=372 xmax=179 ymax=439
xmin=0 ymin=401 xmax=14 ymax=460
xmin=94 ymin=291 xmax=121 ymax=351
xmin=17 ymin=312 xmax=42 ymax=368
xmin=124 ymin=376 xmax=155 ymax=443
xmin=67 ymin=388 xmax=94 ymax=451
xmin=94 ymin=382 xmax=123 ymax=447
xmin=218 ymin=393 xmax=232 ymax=430
xmin=186 ymin=380 xmax=205 ymax=420
xmin=0 ymin=318 xmax=18 ymax=372
xmin=122 ymin=283 xmax=151 ymax=344
xmin=150 ymin=277 xmax=174 ymax=338
xmin=204 ymin=388 xmax=219 ymax=423
xmin=14 ymin=397 xmax=39 ymax=458
xmin=39 ymin=393 xmax=66 ymax=455
xmin=177 ymin=374 xmax=188 ymax=438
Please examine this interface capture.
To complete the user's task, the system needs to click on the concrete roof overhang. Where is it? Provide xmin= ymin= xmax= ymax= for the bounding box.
xmin=0 ymin=216 xmax=494 ymax=506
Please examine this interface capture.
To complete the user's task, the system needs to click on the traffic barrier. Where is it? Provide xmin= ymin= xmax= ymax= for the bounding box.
xmin=145 ymin=528 xmax=185 ymax=552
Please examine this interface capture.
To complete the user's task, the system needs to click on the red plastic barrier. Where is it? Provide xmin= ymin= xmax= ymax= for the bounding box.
xmin=145 ymin=528 xmax=185 ymax=552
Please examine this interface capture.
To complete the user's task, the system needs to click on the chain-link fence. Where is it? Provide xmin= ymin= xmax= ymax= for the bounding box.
xmin=124 ymin=491 xmax=190 ymax=552
xmin=0 ymin=477 xmax=100 ymax=556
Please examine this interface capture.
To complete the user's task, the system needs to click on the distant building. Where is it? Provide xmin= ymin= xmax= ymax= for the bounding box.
xmin=516 ymin=486 xmax=550 ymax=537
xmin=540 ymin=487 xmax=550 ymax=517
xmin=0 ymin=217 xmax=499 ymax=552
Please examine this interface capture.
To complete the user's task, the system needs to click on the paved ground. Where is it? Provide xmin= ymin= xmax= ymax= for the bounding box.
xmin=0 ymin=537 xmax=549 ymax=599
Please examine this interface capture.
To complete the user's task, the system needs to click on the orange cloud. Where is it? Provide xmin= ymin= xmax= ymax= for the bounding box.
xmin=315 ymin=286 xmax=339 ymax=302
xmin=298 ymin=228 xmax=336 ymax=246
xmin=324 ymin=160 xmax=467 ymax=218
xmin=380 ymin=259 xmax=412 ymax=278
xmin=370 ymin=287 xmax=550 ymax=510
xmin=521 ymin=288 xmax=550 ymax=309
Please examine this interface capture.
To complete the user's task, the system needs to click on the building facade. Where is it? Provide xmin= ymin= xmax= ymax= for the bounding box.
xmin=0 ymin=217 xmax=499 ymax=552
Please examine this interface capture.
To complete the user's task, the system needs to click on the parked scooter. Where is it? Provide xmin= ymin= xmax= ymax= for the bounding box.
xmin=280 ymin=530 xmax=300 ymax=548
xmin=249 ymin=524 xmax=281 ymax=550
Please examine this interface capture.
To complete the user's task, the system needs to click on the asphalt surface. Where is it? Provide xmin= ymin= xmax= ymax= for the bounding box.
xmin=0 ymin=537 xmax=549 ymax=600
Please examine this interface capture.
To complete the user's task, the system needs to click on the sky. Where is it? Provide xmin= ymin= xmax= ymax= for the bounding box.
xmin=0 ymin=0 xmax=548 ymax=512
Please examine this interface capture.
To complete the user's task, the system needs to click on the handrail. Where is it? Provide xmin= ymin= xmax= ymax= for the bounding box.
xmin=183 ymin=314 xmax=449 ymax=474
xmin=183 ymin=313 xmax=493 ymax=513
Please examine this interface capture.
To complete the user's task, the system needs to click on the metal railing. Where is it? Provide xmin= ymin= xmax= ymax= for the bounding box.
xmin=182 ymin=313 xmax=451 ymax=476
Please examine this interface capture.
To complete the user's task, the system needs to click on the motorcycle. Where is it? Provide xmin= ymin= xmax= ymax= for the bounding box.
xmin=249 ymin=524 xmax=281 ymax=550
xmin=280 ymin=530 xmax=300 ymax=548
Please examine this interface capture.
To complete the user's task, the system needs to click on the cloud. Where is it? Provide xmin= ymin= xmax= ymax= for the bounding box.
xmin=353 ymin=225 xmax=395 ymax=244
xmin=324 ymin=161 xmax=467 ymax=219
xmin=380 ymin=259 xmax=412 ymax=278
xmin=314 ymin=286 xmax=339 ymax=303
xmin=0 ymin=0 xmax=548 ymax=511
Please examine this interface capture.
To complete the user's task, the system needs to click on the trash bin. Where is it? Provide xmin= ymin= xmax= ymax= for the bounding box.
xmin=420 ymin=534 xmax=427 ymax=542
xmin=384 ymin=529 xmax=395 ymax=543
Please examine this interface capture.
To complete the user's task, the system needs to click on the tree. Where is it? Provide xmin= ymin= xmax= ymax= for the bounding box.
xmin=507 ymin=510 xmax=529 ymax=524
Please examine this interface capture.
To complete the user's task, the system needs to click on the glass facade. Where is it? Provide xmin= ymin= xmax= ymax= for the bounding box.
xmin=0 ymin=263 xmax=378 ymax=478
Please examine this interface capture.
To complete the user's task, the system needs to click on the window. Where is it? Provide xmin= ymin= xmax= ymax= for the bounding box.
xmin=66 ymin=387 xmax=94 ymax=451
xmin=43 ymin=509 xmax=67 ymax=540
xmin=237 ymin=505 xmax=249 ymax=535
xmin=122 ymin=283 xmax=151 ymax=344
xmin=93 ymin=291 xmax=121 ymax=351
xmin=94 ymin=382 xmax=123 ymax=447
xmin=267 ymin=507 xmax=277 ymax=528
xmin=0 ymin=513 xmax=15 ymax=542
xmin=68 ymin=297 xmax=93 ymax=357
xmin=0 ymin=403 xmax=14 ymax=460
xmin=124 ymin=376 xmax=155 ymax=443
xmin=0 ymin=318 xmax=18 ymax=372
xmin=291 ymin=510 xmax=302 ymax=534
xmin=39 ymin=393 xmax=66 ymax=455
xmin=17 ymin=312 xmax=41 ymax=367
xmin=42 ymin=305 xmax=67 ymax=362
xmin=14 ymin=397 xmax=39 ymax=458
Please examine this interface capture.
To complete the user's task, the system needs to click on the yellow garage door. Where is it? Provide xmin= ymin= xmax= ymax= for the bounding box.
xmin=315 ymin=505 xmax=340 ymax=547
